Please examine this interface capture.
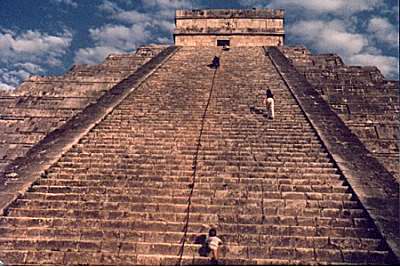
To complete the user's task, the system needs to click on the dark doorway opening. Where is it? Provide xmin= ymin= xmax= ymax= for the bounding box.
xmin=217 ymin=39 xmax=230 ymax=46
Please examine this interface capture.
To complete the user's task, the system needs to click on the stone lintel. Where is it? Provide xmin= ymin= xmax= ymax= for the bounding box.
xmin=173 ymin=31 xmax=284 ymax=36
xmin=176 ymin=8 xmax=285 ymax=19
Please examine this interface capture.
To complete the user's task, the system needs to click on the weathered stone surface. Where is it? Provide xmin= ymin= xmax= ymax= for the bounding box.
xmin=174 ymin=8 xmax=284 ymax=46
xmin=268 ymin=46 xmax=399 ymax=263
xmin=0 ymin=8 xmax=398 ymax=266
xmin=0 ymin=46 xmax=396 ymax=265
xmin=0 ymin=45 xmax=166 ymax=179
xmin=279 ymin=46 xmax=400 ymax=182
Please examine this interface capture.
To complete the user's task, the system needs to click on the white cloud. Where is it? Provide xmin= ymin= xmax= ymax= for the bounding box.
xmin=348 ymin=54 xmax=399 ymax=79
xmin=156 ymin=36 xmax=173 ymax=44
xmin=242 ymin=0 xmax=383 ymax=15
xmin=288 ymin=20 xmax=367 ymax=56
xmin=0 ymin=30 xmax=72 ymax=63
xmin=113 ymin=10 xmax=151 ymax=24
xmin=74 ymin=46 xmax=122 ymax=64
xmin=98 ymin=0 xmax=122 ymax=14
xmin=99 ymin=1 xmax=152 ymax=25
xmin=142 ymin=0 xmax=194 ymax=9
xmin=0 ymin=82 xmax=14 ymax=91
xmin=52 ymin=0 xmax=78 ymax=8
xmin=74 ymin=23 xmax=150 ymax=64
xmin=0 ymin=29 xmax=72 ymax=88
xmin=0 ymin=68 xmax=31 ymax=87
xmin=287 ymin=18 xmax=399 ymax=79
xmin=74 ymin=0 xmax=193 ymax=65
xmin=10 ymin=30 xmax=71 ymax=55
xmin=15 ymin=63 xmax=44 ymax=73
xmin=367 ymin=17 xmax=399 ymax=47
xmin=90 ymin=24 xmax=150 ymax=49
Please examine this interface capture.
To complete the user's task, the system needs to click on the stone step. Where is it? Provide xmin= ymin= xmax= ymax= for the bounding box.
xmin=94 ymin=122 xmax=317 ymax=130
xmin=0 ymin=226 xmax=382 ymax=251
xmin=8 ymin=205 xmax=368 ymax=225
xmin=28 ymin=179 xmax=348 ymax=194
xmin=42 ymin=175 xmax=343 ymax=186
xmin=0 ymin=248 xmax=389 ymax=265
xmin=82 ymin=133 xmax=321 ymax=141
xmin=40 ymin=174 xmax=345 ymax=186
xmin=47 ymin=165 xmax=338 ymax=176
xmin=60 ymin=152 xmax=332 ymax=163
xmin=53 ymin=160 xmax=335 ymax=169
xmin=0 ymin=216 xmax=380 ymax=239
xmin=96 ymin=114 xmax=310 ymax=120
xmin=0 ymin=237 xmax=388 ymax=264
xmin=97 ymin=116 xmax=310 ymax=123
xmin=44 ymin=168 xmax=341 ymax=179
xmin=28 ymin=181 xmax=348 ymax=195
xmin=75 ymin=139 xmax=324 ymax=147
xmin=0 ymin=236 xmax=388 ymax=263
xmin=15 ymin=193 xmax=360 ymax=209
xmin=69 ymin=146 xmax=329 ymax=155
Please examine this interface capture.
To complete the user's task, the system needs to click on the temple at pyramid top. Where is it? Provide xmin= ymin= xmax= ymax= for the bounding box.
xmin=173 ymin=8 xmax=285 ymax=46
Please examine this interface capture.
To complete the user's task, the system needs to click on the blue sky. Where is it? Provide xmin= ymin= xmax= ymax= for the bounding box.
xmin=0 ymin=0 xmax=399 ymax=90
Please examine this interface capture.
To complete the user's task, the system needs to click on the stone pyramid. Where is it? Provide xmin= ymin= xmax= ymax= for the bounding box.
xmin=0 ymin=8 xmax=398 ymax=265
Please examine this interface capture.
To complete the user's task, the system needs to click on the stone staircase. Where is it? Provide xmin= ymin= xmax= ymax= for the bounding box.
xmin=0 ymin=47 xmax=394 ymax=265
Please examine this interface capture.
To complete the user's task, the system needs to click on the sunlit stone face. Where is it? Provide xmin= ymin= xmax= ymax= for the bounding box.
xmin=173 ymin=9 xmax=285 ymax=47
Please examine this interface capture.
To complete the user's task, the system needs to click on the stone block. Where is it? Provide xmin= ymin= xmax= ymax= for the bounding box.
xmin=248 ymin=246 xmax=268 ymax=258
xmin=291 ymin=226 xmax=316 ymax=236
xmin=0 ymin=250 xmax=27 ymax=265
xmin=342 ymin=249 xmax=369 ymax=263
xmin=296 ymin=216 xmax=316 ymax=226
xmin=63 ymin=252 xmax=102 ymax=265
xmin=77 ymin=241 xmax=101 ymax=252
xmin=296 ymin=248 xmax=316 ymax=261
xmin=270 ymin=247 xmax=296 ymax=259
xmin=25 ymin=251 xmax=64 ymax=265
xmin=101 ymin=253 xmax=137 ymax=265
xmin=136 ymin=255 xmax=161 ymax=265
xmin=315 ymin=249 xmax=343 ymax=262
xmin=101 ymin=241 xmax=121 ymax=253
xmin=223 ymin=245 xmax=248 ymax=258
xmin=367 ymin=250 xmax=389 ymax=263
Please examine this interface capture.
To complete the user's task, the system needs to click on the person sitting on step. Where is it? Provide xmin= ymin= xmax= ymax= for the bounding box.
xmin=263 ymin=88 xmax=275 ymax=119
xmin=206 ymin=228 xmax=223 ymax=264
xmin=211 ymin=56 xmax=220 ymax=69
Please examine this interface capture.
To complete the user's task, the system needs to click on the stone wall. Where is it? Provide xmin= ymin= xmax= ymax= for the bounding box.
xmin=175 ymin=8 xmax=284 ymax=19
xmin=175 ymin=34 xmax=283 ymax=46
xmin=280 ymin=46 xmax=400 ymax=181
xmin=174 ymin=8 xmax=284 ymax=47
xmin=175 ymin=18 xmax=283 ymax=31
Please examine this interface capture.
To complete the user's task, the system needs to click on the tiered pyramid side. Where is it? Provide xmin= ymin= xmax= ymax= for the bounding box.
xmin=0 ymin=45 xmax=168 ymax=179
xmin=280 ymin=46 xmax=400 ymax=182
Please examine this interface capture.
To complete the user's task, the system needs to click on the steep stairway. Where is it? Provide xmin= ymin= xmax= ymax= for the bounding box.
xmin=0 ymin=47 xmax=393 ymax=265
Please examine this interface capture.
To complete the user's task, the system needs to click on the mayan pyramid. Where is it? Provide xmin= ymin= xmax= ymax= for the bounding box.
xmin=0 ymin=8 xmax=398 ymax=265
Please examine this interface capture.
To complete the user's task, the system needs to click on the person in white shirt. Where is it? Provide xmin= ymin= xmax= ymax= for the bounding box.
xmin=206 ymin=228 xmax=223 ymax=263
xmin=263 ymin=88 xmax=275 ymax=119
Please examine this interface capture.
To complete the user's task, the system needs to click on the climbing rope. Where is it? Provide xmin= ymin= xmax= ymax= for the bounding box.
xmin=176 ymin=58 xmax=220 ymax=266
